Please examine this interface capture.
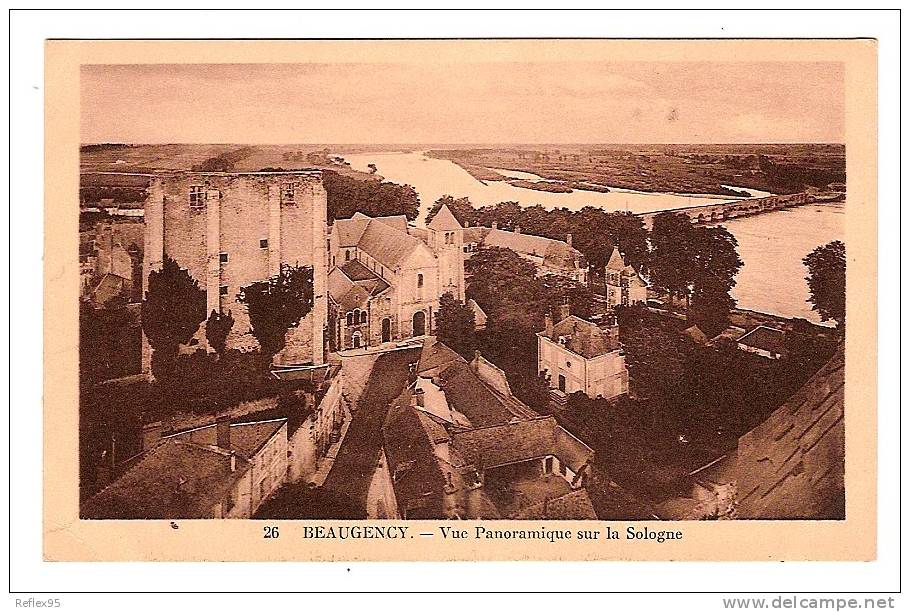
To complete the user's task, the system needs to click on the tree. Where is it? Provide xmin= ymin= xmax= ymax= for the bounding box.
xmin=238 ymin=264 xmax=314 ymax=361
xmin=435 ymin=292 xmax=476 ymax=359
xmin=322 ymin=170 xmax=419 ymax=222
xmin=205 ymin=309 xmax=234 ymax=359
xmin=141 ymin=255 xmax=206 ymax=380
xmin=648 ymin=213 xmax=696 ymax=305
xmin=803 ymin=240 xmax=846 ymax=328
xmin=687 ymin=225 xmax=743 ymax=335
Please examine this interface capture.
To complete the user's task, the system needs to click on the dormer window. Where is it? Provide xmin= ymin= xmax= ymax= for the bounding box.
xmin=189 ymin=185 xmax=205 ymax=209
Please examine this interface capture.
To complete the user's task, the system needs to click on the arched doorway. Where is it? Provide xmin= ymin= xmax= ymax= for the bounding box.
xmin=412 ymin=310 xmax=426 ymax=337
xmin=352 ymin=331 xmax=362 ymax=349
xmin=381 ymin=318 xmax=391 ymax=343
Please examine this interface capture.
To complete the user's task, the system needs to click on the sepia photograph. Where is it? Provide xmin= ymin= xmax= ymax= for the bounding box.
xmin=32 ymin=29 xmax=885 ymax=568
xmin=75 ymin=57 xmax=849 ymax=524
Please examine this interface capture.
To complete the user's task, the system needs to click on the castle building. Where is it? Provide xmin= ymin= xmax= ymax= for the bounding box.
xmin=143 ymin=171 xmax=328 ymax=368
xmin=325 ymin=204 xmax=465 ymax=351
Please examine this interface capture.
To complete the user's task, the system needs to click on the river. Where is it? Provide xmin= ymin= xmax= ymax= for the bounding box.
xmin=341 ymin=151 xmax=770 ymax=223
xmin=338 ymin=150 xmax=843 ymax=324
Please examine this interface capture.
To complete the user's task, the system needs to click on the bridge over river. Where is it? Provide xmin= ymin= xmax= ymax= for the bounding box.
xmin=635 ymin=191 xmax=843 ymax=229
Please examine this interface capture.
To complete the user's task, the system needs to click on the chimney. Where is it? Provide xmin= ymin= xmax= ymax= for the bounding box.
xmin=472 ymin=350 xmax=482 ymax=372
xmin=491 ymin=221 xmax=498 ymax=230
xmin=514 ymin=225 xmax=521 ymax=234
xmin=544 ymin=313 xmax=554 ymax=338
xmin=415 ymin=386 xmax=425 ymax=408
xmin=566 ymin=233 xmax=573 ymax=247
xmin=216 ymin=416 xmax=231 ymax=450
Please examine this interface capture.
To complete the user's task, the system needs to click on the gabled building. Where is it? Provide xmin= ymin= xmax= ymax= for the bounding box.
xmin=537 ymin=305 xmax=629 ymax=402
xmin=81 ymin=417 xmax=289 ymax=519
xmin=604 ymin=248 xmax=648 ymax=308
xmin=373 ymin=339 xmax=597 ymax=520
xmin=326 ymin=205 xmax=465 ymax=351
xmin=462 ymin=224 xmax=588 ymax=285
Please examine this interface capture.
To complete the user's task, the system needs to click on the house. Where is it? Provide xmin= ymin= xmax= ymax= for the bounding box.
xmin=81 ymin=417 xmax=289 ymax=519
xmin=142 ymin=171 xmax=328 ymax=369
xmin=537 ymin=304 xmax=629 ymax=402
xmin=604 ymin=248 xmax=648 ymax=308
xmin=326 ymin=204 xmax=465 ymax=351
xmin=736 ymin=325 xmax=787 ymax=359
xmin=373 ymin=339 xmax=597 ymax=520
xmin=462 ymin=224 xmax=588 ymax=285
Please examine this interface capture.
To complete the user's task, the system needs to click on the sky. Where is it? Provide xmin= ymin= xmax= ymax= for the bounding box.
xmin=81 ymin=62 xmax=844 ymax=145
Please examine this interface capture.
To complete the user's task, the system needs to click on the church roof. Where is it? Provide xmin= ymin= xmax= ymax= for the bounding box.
xmin=356 ymin=218 xmax=423 ymax=269
xmin=427 ymin=204 xmax=462 ymax=231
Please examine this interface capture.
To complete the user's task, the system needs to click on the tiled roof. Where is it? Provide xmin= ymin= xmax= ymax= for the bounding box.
xmin=357 ymin=219 xmax=423 ymax=269
xmin=451 ymin=416 xmax=593 ymax=471
xmin=327 ymin=268 xmax=372 ymax=311
xmin=165 ymin=418 xmax=286 ymax=460
xmin=606 ymin=248 xmax=626 ymax=271
xmin=462 ymin=227 xmax=490 ymax=244
xmin=476 ymin=228 xmax=585 ymax=271
xmin=340 ymin=259 xmax=391 ymax=296
xmin=427 ymin=204 xmax=462 ymax=231
xmin=737 ymin=325 xmax=786 ymax=354
xmin=356 ymin=212 xmax=409 ymax=233
xmin=435 ymin=360 xmax=522 ymax=428
xmin=544 ymin=315 xmax=620 ymax=359
xmin=382 ymin=392 xmax=448 ymax=519
xmin=736 ymin=346 xmax=845 ymax=519
xmin=417 ymin=338 xmax=465 ymax=376
xmin=81 ymin=439 xmax=248 ymax=519
xmin=515 ymin=489 xmax=598 ymax=520
xmin=333 ymin=217 xmax=370 ymax=248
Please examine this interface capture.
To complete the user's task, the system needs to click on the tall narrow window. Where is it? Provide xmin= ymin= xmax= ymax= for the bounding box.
xmin=345 ymin=250 xmax=351 ymax=262
xmin=281 ymin=182 xmax=296 ymax=204
xmin=346 ymin=312 xmax=353 ymax=326
xmin=189 ymin=185 xmax=205 ymax=209
xmin=360 ymin=311 xmax=367 ymax=324
xmin=417 ymin=273 xmax=424 ymax=288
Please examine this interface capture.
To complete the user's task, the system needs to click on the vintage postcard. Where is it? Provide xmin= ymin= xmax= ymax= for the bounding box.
xmin=44 ymin=38 xmax=876 ymax=561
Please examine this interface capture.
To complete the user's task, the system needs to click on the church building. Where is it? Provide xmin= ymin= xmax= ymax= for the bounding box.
xmin=326 ymin=204 xmax=465 ymax=351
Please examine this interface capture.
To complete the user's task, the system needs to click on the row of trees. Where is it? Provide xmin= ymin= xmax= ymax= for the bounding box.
xmin=426 ymin=196 xmax=650 ymax=271
xmin=322 ymin=170 xmax=420 ymax=223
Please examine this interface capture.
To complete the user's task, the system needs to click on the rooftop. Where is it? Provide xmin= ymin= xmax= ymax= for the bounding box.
xmin=737 ymin=325 xmax=786 ymax=354
xmin=81 ymin=439 xmax=247 ymax=519
xmin=541 ymin=315 xmax=622 ymax=359
xmin=451 ymin=416 xmax=592 ymax=472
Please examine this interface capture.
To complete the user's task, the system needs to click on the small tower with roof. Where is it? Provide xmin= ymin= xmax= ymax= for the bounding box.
xmin=427 ymin=204 xmax=465 ymax=302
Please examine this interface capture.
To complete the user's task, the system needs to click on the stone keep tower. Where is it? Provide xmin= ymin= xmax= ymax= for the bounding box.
xmin=426 ymin=204 xmax=465 ymax=302
xmin=142 ymin=171 xmax=328 ymax=374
